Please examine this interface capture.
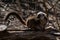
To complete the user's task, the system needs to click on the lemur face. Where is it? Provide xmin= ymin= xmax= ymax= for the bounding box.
xmin=37 ymin=14 xmax=45 ymax=20
xmin=37 ymin=11 xmax=46 ymax=20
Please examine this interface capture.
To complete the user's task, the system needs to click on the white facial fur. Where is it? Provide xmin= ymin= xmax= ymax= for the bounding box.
xmin=37 ymin=11 xmax=46 ymax=16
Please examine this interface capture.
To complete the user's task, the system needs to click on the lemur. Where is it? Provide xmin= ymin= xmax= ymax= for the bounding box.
xmin=20 ymin=11 xmax=47 ymax=31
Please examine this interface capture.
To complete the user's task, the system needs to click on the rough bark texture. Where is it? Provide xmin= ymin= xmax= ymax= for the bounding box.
xmin=0 ymin=0 xmax=60 ymax=40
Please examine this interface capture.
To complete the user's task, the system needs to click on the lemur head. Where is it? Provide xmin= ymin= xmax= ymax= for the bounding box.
xmin=37 ymin=11 xmax=47 ymax=20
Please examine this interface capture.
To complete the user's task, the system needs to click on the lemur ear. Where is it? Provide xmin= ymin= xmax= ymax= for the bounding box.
xmin=37 ymin=11 xmax=47 ymax=16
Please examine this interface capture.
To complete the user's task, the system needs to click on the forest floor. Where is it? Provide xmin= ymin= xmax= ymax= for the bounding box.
xmin=0 ymin=31 xmax=57 ymax=40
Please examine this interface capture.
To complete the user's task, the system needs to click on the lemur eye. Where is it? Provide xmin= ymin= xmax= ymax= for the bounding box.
xmin=37 ymin=14 xmax=41 ymax=18
xmin=37 ymin=14 xmax=44 ymax=18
